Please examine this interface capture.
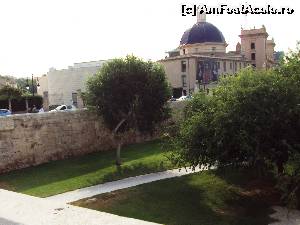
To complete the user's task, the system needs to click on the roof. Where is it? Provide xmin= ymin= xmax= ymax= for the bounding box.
xmin=180 ymin=22 xmax=226 ymax=45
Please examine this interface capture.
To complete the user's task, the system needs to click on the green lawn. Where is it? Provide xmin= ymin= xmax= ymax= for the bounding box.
xmin=0 ymin=139 xmax=173 ymax=197
xmin=73 ymin=168 xmax=279 ymax=225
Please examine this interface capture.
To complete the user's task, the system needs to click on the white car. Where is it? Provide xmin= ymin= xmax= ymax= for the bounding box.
xmin=177 ymin=96 xmax=189 ymax=101
xmin=50 ymin=105 xmax=77 ymax=112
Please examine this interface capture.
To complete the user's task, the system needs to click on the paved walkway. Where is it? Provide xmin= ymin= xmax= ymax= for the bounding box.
xmin=47 ymin=166 xmax=208 ymax=203
xmin=270 ymin=206 xmax=300 ymax=225
xmin=0 ymin=189 xmax=160 ymax=225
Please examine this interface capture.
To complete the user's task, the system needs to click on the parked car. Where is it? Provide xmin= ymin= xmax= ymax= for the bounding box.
xmin=0 ymin=109 xmax=11 ymax=116
xmin=177 ymin=95 xmax=193 ymax=101
xmin=169 ymin=96 xmax=177 ymax=102
xmin=49 ymin=105 xmax=77 ymax=112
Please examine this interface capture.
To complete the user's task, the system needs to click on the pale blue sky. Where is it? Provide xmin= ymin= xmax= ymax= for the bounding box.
xmin=0 ymin=0 xmax=298 ymax=77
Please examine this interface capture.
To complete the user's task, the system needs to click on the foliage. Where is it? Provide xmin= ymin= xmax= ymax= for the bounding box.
xmin=16 ymin=77 xmax=37 ymax=94
xmin=275 ymin=41 xmax=300 ymax=83
xmin=277 ymin=154 xmax=300 ymax=209
xmin=0 ymin=85 xmax=22 ymax=100
xmin=0 ymin=95 xmax=43 ymax=111
xmin=273 ymin=43 xmax=300 ymax=208
xmin=85 ymin=55 xmax=171 ymax=133
xmin=169 ymin=68 xmax=300 ymax=175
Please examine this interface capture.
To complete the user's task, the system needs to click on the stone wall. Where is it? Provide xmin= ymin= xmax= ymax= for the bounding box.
xmin=0 ymin=110 xmax=150 ymax=174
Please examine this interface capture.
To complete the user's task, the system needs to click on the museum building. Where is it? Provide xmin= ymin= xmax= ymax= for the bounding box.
xmin=159 ymin=12 xmax=277 ymax=97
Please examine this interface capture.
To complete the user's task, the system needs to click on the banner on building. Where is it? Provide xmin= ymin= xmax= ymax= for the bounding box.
xmin=197 ymin=60 xmax=218 ymax=84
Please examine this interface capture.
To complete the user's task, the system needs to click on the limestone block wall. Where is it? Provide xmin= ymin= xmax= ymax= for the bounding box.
xmin=0 ymin=110 xmax=150 ymax=173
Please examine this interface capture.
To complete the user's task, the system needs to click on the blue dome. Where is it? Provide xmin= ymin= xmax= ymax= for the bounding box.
xmin=180 ymin=22 xmax=225 ymax=45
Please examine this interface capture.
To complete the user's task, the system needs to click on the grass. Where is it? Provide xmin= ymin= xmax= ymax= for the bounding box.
xmin=73 ymin=168 xmax=280 ymax=225
xmin=0 ymin=139 xmax=173 ymax=197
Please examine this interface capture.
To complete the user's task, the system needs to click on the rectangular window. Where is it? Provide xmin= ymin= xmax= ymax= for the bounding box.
xmin=223 ymin=61 xmax=226 ymax=72
xmin=251 ymin=42 xmax=255 ymax=49
xmin=181 ymin=61 xmax=186 ymax=72
xmin=251 ymin=53 xmax=256 ymax=60
xmin=239 ymin=62 xmax=241 ymax=69
xmin=72 ymin=92 xmax=78 ymax=107
xmin=182 ymin=75 xmax=187 ymax=87
xmin=230 ymin=62 xmax=232 ymax=70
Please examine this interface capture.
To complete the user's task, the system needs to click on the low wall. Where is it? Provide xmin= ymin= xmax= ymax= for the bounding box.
xmin=0 ymin=110 xmax=150 ymax=173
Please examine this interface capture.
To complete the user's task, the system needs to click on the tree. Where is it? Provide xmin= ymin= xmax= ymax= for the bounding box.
xmin=16 ymin=78 xmax=37 ymax=94
xmin=85 ymin=55 xmax=171 ymax=165
xmin=0 ymin=85 xmax=22 ymax=112
xmin=169 ymin=68 xmax=300 ymax=175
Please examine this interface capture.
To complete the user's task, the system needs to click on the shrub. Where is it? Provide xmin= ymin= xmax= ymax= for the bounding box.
xmin=169 ymin=69 xmax=300 ymax=175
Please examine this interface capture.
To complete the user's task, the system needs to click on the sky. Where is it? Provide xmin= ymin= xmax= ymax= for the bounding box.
xmin=0 ymin=0 xmax=299 ymax=77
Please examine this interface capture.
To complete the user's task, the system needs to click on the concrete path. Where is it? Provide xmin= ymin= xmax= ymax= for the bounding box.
xmin=0 ymin=189 xmax=160 ymax=225
xmin=47 ymin=166 xmax=208 ymax=203
xmin=270 ymin=206 xmax=300 ymax=225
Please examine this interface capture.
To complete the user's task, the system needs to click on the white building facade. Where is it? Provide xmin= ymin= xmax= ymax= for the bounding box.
xmin=38 ymin=60 xmax=106 ymax=107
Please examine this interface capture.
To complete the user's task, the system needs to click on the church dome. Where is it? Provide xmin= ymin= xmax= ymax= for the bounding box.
xmin=180 ymin=22 xmax=226 ymax=45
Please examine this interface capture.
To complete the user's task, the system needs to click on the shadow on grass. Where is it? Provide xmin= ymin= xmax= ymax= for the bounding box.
xmin=74 ymin=169 xmax=279 ymax=225
xmin=101 ymin=161 xmax=168 ymax=183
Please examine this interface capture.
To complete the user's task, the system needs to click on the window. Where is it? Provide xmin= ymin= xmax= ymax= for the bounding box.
xmin=181 ymin=75 xmax=187 ymax=87
xmin=183 ymin=49 xmax=186 ymax=55
xmin=72 ymin=92 xmax=78 ymax=107
xmin=223 ymin=61 xmax=226 ymax=72
xmin=244 ymin=62 xmax=247 ymax=67
xmin=235 ymin=62 xmax=237 ymax=71
xmin=251 ymin=42 xmax=255 ymax=49
xmin=229 ymin=62 xmax=232 ymax=70
xmin=239 ymin=62 xmax=241 ymax=69
xmin=181 ymin=61 xmax=186 ymax=72
xmin=251 ymin=53 xmax=256 ymax=60
xmin=217 ymin=62 xmax=220 ymax=69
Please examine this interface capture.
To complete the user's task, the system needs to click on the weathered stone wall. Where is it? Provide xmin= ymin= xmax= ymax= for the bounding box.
xmin=0 ymin=110 xmax=150 ymax=173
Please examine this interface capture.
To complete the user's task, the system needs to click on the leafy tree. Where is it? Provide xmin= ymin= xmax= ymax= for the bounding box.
xmin=169 ymin=68 xmax=300 ymax=175
xmin=0 ymin=85 xmax=23 ymax=111
xmin=16 ymin=78 xmax=37 ymax=94
xmin=85 ymin=55 xmax=171 ymax=165
xmin=276 ymin=41 xmax=300 ymax=83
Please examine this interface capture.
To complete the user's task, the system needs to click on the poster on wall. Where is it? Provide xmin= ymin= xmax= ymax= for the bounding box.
xmin=197 ymin=60 xmax=218 ymax=84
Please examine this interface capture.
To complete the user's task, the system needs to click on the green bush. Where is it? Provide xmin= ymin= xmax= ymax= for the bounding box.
xmin=170 ymin=68 xmax=300 ymax=175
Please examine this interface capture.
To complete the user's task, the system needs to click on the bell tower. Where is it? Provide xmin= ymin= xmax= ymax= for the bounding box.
xmin=197 ymin=8 xmax=206 ymax=23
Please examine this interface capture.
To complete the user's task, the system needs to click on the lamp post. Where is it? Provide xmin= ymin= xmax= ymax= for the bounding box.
xmin=26 ymin=74 xmax=40 ymax=96
xmin=25 ymin=74 xmax=40 ymax=113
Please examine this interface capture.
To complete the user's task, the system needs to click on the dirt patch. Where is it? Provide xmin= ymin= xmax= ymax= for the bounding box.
xmin=73 ymin=188 xmax=136 ymax=210
xmin=241 ymin=179 xmax=281 ymax=205
xmin=0 ymin=181 xmax=14 ymax=191
xmin=214 ymin=179 xmax=281 ymax=218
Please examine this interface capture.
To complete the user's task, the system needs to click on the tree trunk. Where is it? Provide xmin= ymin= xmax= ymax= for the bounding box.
xmin=116 ymin=142 xmax=122 ymax=166
xmin=25 ymin=98 xmax=29 ymax=113
xmin=113 ymin=118 xmax=127 ymax=166
xmin=8 ymin=99 xmax=12 ymax=112
xmin=277 ymin=161 xmax=284 ymax=175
